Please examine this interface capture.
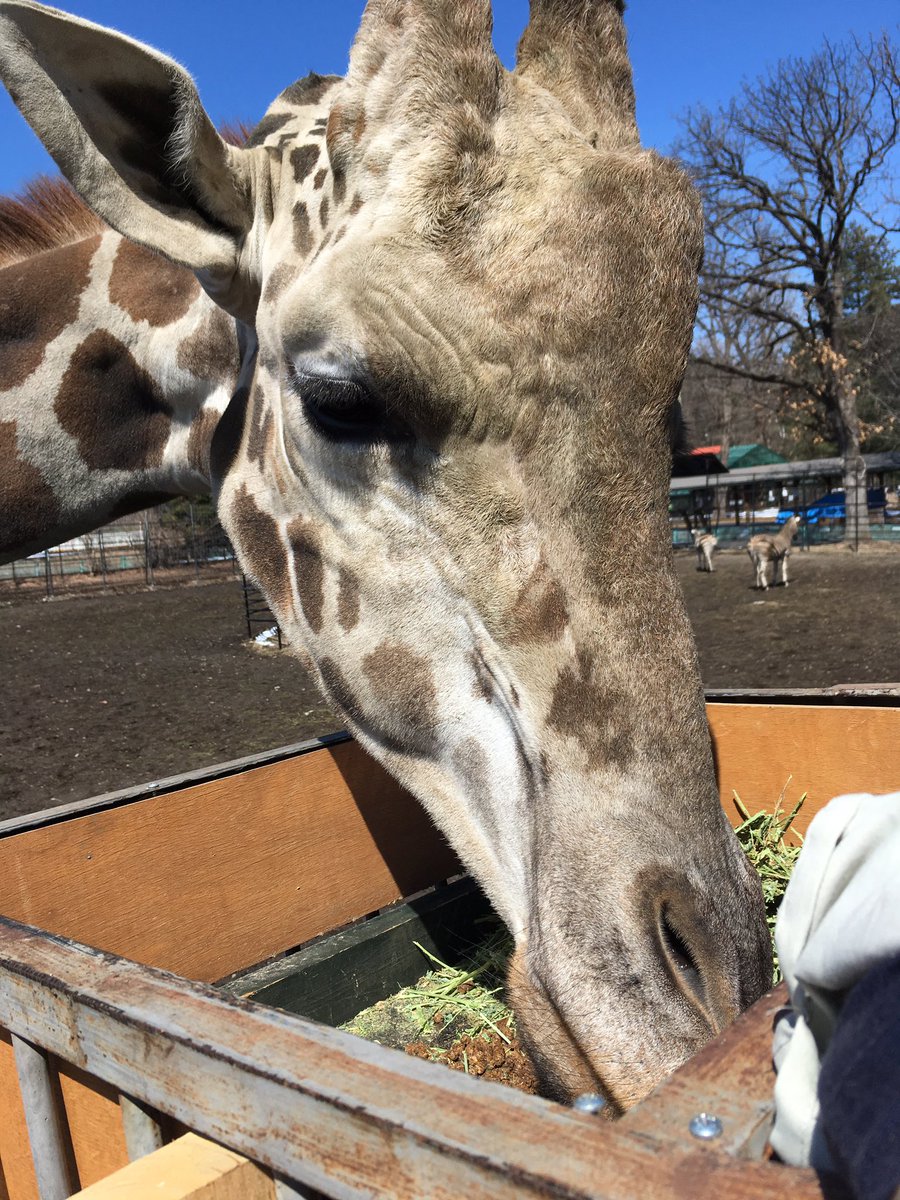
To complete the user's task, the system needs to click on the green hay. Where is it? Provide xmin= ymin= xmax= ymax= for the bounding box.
xmin=733 ymin=784 xmax=805 ymax=983
xmin=339 ymin=919 xmax=517 ymax=1067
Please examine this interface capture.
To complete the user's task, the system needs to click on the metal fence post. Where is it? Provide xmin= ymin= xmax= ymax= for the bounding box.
xmin=143 ymin=513 xmax=154 ymax=588
xmin=44 ymin=549 xmax=53 ymax=599
xmin=189 ymin=502 xmax=201 ymax=581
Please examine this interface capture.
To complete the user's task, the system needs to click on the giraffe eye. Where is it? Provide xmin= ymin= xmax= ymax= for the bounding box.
xmin=290 ymin=369 xmax=409 ymax=445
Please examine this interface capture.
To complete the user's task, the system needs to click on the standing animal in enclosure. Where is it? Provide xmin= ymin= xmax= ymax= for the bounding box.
xmin=748 ymin=516 xmax=802 ymax=591
xmin=0 ymin=0 xmax=771 ymax=1109
xmin=693 ymin=529 xmax=717 ymax=573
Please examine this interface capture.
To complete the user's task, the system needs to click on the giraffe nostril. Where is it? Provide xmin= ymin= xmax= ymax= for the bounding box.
xmin=659 ymin=905 xmax=706 ymax=1010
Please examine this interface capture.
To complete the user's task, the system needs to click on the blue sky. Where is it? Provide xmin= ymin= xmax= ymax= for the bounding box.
xmin=0 ymin=0 xmax=896 ymax=194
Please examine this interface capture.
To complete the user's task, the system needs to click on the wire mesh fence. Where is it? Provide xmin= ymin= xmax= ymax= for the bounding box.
xmin=0 ymin=500 xmax=239 ymax=598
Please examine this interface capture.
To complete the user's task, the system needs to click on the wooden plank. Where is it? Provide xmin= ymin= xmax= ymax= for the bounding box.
xmin=0 ymin=918 xmax=828 ymax=1200
xmin=622 ymin=984 xmax=786 ymax=1159
xmin=709 ymin=703 xmax=900 ymax=836
xmin=69 ymin=1134 xmax=273 ymax=1200
xmin=0 ymin=740 xmax=459 ymax=983
xmin=0 ymin=1032 xmax=38 ymax=1200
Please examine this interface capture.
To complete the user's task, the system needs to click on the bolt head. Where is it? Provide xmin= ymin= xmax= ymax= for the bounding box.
xmin=689 ymin=1112 xmax=723 ymax=1140
xmin=572 ymin=1093 xmax=607 ymax=1115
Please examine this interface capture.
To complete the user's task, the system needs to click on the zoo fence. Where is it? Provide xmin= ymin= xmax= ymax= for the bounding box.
xmin=0 ymin=501 xmax=239 ymax=598
xmin=670 ymin=450 xmax=900 ymax=551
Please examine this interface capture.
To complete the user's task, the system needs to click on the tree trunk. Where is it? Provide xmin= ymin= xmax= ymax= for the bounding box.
xmin=832 ymin=386 xmax=870 ymax=548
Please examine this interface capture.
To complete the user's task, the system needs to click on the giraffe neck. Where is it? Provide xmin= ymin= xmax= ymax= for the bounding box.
xmin=0 ymin=79 xmax=346 ymax=565
xmin=0 ymin=225 xmax=241 ymax=563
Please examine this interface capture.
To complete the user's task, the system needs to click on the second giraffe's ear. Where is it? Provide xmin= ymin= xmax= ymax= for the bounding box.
xmin=0 ymin=0 xmax=253 ymax=275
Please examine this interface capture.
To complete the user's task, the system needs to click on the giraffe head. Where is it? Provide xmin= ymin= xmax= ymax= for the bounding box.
xmin=1 ymin=0 xmax=771 ymax=1107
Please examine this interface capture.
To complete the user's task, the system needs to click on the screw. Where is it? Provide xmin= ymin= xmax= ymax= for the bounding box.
xmin=573 ymin=1093 xmax=607 ymax=1115
xmin=689 ymin=1112 xmax=723 ymax=1140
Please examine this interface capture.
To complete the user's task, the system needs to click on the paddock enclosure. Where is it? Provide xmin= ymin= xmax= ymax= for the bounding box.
xmin=0 ymin=692 xmax=897 ymax=1200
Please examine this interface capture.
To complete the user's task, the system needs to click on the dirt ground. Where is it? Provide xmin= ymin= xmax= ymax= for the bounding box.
xmin=1 ymin=544 xmax=898 ymax=821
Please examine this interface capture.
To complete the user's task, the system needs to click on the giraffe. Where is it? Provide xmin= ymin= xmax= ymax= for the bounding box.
xmin=748 ymin=515 xmax=802 ymax=591
xmin=692 ymin=528 xmax=717 ymax=573
xmin=0 ymin=178 xmax=247 ymax=561
xmin=0 ymin=0 xmax=772 ymax=1109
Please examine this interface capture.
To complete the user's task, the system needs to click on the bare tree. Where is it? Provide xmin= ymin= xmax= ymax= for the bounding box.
xmin=678 ymin=33 xmax=900 ymax=542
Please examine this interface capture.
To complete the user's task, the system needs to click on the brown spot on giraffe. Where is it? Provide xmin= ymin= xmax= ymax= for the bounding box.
xmin=0 ymin=419 xmax=61 ymax=552
xmin=362 ymin=642 xmax=439 ymax=754
xmin=261 ymin=263 xmax=299 ymax=307
xmin=280 ymin=73 xmax=338 ymax=108
xmin=509 ymin=560 xmax=569 ymax=642
xmin=208 ymin=384 xmax=250 ymax=485
xmin=228 ymin=484 xmax=291 ymax=613
xmin=187 ymin=407 xmax=221 ymax=478
xmin=325 ymin=104 xmax=345 ymax=148
xmin=0 ymin=233 xmax=99 ymax=391
xmin=337 ymin=567 xmax=360 ymax=631
xmin=109 ymin=238 xmax=199 ymax=326
xmin=245 ymin=382 xmax=272 ymax=467
xmin=470 ymin=650 xmax=494 ymax=703
xmin=244 ymin=111 xmax=294 ymax=148
xmin=286 ymin=516 xmax=325 ymax=633
xmin=290 ymin=144 xmax=319 ymax=184
xmin=175 ymin=308 xmax=238 ymax=385
xmin=548 ymin=653 xmax=635 ymax=769
xmin=55 ymin=330 xmax=172 ymax=470
xmin=353 ymin=109 xmax=367 ymax=143
xmin=313 ymin=169 xmax=327 ymax=190
xmin=293 ymin=203 xmax=314 ymax=257
xmin=319 ymin=197 xmax=330 ymax=229
xmin=349 ymin=193 xmax=364 ymax=216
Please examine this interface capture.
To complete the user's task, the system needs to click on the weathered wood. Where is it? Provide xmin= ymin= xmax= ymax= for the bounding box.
xmin=11 ymin=1036 xmax=78 ymax=1200
xmin=68 ymin=1134 xmax=273 ymax=1200
xmin=622 ymin=984 xmax=786 ymax=1159
xmin=0 ymin=919 xmax=827 ymax=1200
xmin=0 ymin=740 xmax=460 ymax=984
xmin=708 ymin=703 xmax=900 ymax=836
xmin=119 ymin=1097 xmax=164 ymax=1163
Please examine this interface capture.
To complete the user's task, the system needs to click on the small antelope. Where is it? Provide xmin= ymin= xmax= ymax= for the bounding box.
xmin=692 ymin=529 xmax=717 ymax=573
xmin=748 ymin=516 xmax=801 ymax=590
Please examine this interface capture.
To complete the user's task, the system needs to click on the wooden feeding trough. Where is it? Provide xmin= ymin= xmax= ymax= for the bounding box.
xmin=0 ymin=689 xmax=897 ymax=1200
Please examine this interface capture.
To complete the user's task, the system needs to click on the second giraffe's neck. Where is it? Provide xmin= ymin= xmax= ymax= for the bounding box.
xmin=0 ymin=227 xmax=241 ymax=563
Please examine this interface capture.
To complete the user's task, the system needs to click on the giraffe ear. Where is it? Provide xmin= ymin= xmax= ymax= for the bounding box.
xmin=515 ymin=0 xmax=638 ymax=148
xmin=0 ymin=0 xmax=253 ymax=274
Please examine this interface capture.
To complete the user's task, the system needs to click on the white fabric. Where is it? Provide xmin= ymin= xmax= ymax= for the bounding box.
xmin=770 ymin=791 xmax=900 ymax=1168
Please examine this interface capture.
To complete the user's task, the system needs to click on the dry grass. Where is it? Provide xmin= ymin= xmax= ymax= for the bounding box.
xmin=733 ymin=783 xmax=806 ymax=982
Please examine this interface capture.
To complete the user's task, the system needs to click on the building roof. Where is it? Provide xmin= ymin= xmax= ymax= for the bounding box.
xmin=669 ymin=450 xmax=900 ymax=493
